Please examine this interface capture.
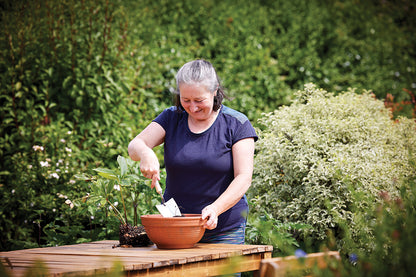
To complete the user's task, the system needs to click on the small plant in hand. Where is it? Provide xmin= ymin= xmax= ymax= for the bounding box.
xmin=75 ymin=155 xmax=160 ymax=247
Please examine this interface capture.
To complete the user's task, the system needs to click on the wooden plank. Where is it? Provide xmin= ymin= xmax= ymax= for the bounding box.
xmin=1 ymin=240 xmax=273 ymax=277
xmin=128 ymin=252 xmax=268 ymax=277
xmin=259 ymin=251 xmax=341 ymax=277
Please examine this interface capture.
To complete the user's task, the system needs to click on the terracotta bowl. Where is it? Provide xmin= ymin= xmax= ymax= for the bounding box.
xmin=140 ymin=214 xmax=206 ymax=249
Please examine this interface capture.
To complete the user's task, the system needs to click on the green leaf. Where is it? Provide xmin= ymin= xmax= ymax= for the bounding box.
xmin=117 ymin=155 xmax=128 ymax=177
xmin=93 ymin=168 xmax=118 ymax=180
xmin=126 ymin=174 xmax=142 ymax=181
xmin=74 ymin=174 xmax=91 ymax=180
xmin=87 ymin=205 xmax=94 ymax=215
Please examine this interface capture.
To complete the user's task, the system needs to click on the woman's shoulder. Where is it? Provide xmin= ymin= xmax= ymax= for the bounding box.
xmin=154 ymin=106 xmax=186 ymax=125
xmin=164 ymin=106 xmax=178 ymax=113
xmin=221 ymin=105 xmax=249 ymax=124
xmin=160 ymin=106 xmax=186 ymax=116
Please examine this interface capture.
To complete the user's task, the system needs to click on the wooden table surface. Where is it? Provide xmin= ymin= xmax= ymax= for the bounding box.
xmin=1 ymin=240 xmax=273 ymax=276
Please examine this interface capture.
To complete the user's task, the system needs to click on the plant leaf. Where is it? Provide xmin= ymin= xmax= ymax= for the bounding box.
xmin=93 ymin=168 xmax=118 ymax=180
xmin=117 ymin=155 xmax=128 ymax=177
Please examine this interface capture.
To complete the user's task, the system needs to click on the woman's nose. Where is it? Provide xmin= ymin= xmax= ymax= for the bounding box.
xmin=190 ymin=103 xmax=198 ymax=112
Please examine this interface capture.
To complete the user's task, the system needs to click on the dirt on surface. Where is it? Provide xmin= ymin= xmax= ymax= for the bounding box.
xmin=118 ymin=224 xmax=153 ymax=247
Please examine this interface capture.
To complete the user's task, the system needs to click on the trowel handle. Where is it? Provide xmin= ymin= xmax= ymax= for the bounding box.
xmin=154 ymin=180 xmax=163 ymax=194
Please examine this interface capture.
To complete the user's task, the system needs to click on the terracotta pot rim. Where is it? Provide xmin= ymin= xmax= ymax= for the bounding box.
xmin=141 ymin=213 xmax=202 ymax=220
xmin=141 ymin=214 xmax=206 ymax=226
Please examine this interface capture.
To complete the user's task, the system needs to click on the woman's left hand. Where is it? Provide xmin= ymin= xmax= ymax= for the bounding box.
xmin=201 ymin=205 xmax=219 ymax=230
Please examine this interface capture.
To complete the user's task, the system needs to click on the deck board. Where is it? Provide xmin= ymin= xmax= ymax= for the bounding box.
xmin=1 ymin=240 xmax=273 ymax=276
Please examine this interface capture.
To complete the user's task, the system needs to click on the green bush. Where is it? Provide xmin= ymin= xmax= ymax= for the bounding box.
xmin=314 ymin=160 xmax=416 ymax=276
xmin=346 ymin=169 xmax=416 ymax=276
xmin=249 ymin=83 xmax=416 ymax=247
xmin=0 ymin=0 xmax=139 ymax=250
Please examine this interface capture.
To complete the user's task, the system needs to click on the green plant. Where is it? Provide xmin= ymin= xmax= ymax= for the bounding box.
xmin=74 ymin=156 xmax=160 ymax=228
xmin=245 ymin=203 xmax=310 ymax=257
xmin=249 ymin=84 xmax=416 ymax=249
xmin=345 ymin=164 xmax=416 ymax=276
xmin=310 ymin=155 xmax=416 ymax=277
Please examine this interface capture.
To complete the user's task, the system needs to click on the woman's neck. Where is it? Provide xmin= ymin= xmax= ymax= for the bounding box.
xmin=188 ymin=110 xmax=219 ymax=134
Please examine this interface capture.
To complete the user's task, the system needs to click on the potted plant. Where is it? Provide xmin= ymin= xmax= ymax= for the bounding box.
xmin=75 ymin=155 xmax=159 ymax=247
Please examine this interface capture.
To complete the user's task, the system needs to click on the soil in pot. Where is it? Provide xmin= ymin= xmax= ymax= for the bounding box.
xmin=119 ymin=224 xmax=153 ymax=247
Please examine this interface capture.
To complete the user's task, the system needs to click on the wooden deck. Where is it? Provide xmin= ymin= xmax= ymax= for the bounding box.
xmin=1 ymin=240 xmax=273 ymax=276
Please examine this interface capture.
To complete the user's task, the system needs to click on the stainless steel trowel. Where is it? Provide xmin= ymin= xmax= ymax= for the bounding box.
xmin=155 ymin=181 xmax=182 ymax=217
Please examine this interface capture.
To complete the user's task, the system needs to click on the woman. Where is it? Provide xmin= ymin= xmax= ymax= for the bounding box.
xmin=128 ymin=59 xmax=257 ymax=244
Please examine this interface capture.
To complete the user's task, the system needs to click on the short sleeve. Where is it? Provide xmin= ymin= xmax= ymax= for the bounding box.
xmin=233 ymin=120 xmax=258 ymax=145
xmin=153 ymin=106 xmax=177 ymax=131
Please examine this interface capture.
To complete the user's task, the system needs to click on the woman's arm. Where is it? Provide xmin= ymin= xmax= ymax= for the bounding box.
xmin=128 ymin=122 xmax=165 ymax=186
xmin=202 ymin=137 xmax=255 ymax=229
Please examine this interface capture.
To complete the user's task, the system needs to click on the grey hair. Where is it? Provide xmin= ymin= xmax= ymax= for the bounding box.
xmin=174 ymin=59 xmax=225 ymax=111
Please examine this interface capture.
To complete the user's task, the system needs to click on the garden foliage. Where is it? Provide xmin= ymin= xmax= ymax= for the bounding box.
xmin=0 ymin=0 xmax=415 ymax=251
xmin=324 ymin=164 xmax=416 ymax=277
xmin=249 ymin=84 xmax=416 ymax=245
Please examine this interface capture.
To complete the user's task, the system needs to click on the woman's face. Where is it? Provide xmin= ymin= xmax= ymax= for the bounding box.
xmin=179 ymin=84 xmax=216 ymax=121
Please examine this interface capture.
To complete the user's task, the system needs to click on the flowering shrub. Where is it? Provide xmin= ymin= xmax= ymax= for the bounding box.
xmin=0 ymin=121 xmax=88 ymax=249
xmin=249 ymin=84 xmax=416 ymax=247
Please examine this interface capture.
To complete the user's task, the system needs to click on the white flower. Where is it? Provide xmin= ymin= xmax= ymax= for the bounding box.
xmin=65 ymin=200 xmax=74 ymax=209
xmin=67 ymin=131 xmax=72 ymax=135
xmin=91 ymin=216 xmax=95 ymax=220
xmin=114 ymin=201 xmax=119 ymax=207
xmin=32 ymin=145 xmax=44 ymax=151
xmin=65 ymin=147 xmax=72 ymax=152
xmin=52 ymin=209 xmax=56 ymax=212
xmin=28 ymin=165 xmax=33 ymax=169
xmin=50 ymin=173 xmax=60 ymax=179
xmin=69 ymin=180 xmax=76 ymax=184
xmin=60 ymin=139 xmax=66 ymax=143
xmin=11 ymin=189 xmax=15 ymax=194
xmin=40 ymin=161 xmax=50 ymax=167
xmin=113 ymin=184 xmax=121 ymax=191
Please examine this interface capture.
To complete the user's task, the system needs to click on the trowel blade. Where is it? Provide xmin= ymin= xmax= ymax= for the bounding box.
xmin=156 ymin=198 xmax=182 ymax=217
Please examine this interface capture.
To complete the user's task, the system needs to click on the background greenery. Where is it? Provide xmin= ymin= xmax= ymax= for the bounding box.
xmin=1 ymin=0 xmax=415 ymax=274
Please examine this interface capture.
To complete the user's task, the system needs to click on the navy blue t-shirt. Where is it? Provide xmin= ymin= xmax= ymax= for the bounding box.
xmin=153 ymin=105 xmax=258 ymax=234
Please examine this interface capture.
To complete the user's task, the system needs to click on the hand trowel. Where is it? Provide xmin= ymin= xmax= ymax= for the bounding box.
xmin=155 ymin=181 xmax=182 ymax=217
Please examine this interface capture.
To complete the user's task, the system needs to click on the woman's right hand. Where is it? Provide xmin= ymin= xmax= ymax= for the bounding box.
xmin=139 ymin=149 xmax=160 ymax=184
xmin=128 ymin=121 xmax=165 ymax=191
